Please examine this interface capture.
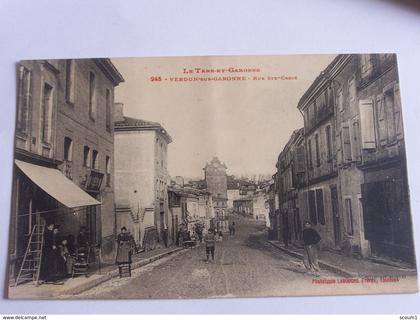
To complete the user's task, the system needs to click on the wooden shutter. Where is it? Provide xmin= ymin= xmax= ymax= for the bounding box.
xmin=307 ymin=139 xmax=313 ymax=168
xmin=376 ymin=95 xmax=387 ymax=146
xmin=315 ymin=189 xmax=325 ymax=225
xmin=394 ymin=83 xmax=403 ymax=139
xmin=338 ymin=90 xmax=344 ymax=112
xmin=295 ymin=145 xmax=306 ymax=173
xmin=359 ymin=98 xmax=376 ymax=149
xmin=351 ymin=117 xmax=361 ymax=161
xmin=308 ymin=190 xmax=317 ymax=225
xmin=342 ymin=125 xmax=352 ymax=162
xmin=315 ymin=134 xmax=320 ymax=166
xmin=325 ymin=125 xmax=332 ymax=160
xmin=384 ymin=89 xmax=396 ymax=142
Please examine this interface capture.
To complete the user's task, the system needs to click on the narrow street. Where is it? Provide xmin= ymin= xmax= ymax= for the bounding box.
xmin=75 ymin=216 xmax=337 ymax=299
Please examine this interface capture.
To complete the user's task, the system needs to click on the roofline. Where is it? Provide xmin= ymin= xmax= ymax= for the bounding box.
xmin=114 ymin=120 xmax=173 ymax=143
xmin=277 ymin=127 xmax=304 ymax=163
xmin=94 ymin=58 xmax=125 ymax=86
xmin=297 ymin=54 xmax=352 ymax=111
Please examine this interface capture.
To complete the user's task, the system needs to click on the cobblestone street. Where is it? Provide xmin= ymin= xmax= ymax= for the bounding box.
xmin=75 ymin=216 xmax=340 ymax=299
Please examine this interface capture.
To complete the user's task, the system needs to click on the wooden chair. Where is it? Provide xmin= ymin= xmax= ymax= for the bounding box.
xmin=72 ymin=246 xmax=90 ymax=277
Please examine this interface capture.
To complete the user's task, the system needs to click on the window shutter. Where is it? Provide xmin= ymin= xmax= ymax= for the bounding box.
xmin=394 ymin=83 xmax=403 ymax=139
xmin=296 ymin=145 xmax=306 ymax=173
xmin=384 ymin=89 xmax=396 ymax=142
xmin=376 ymin=95 xmax=387 ymax=146
xmin=315 ymin=189 xmax=325 ymax=225
xmin=351 ymin=117 xmax=361 ymax=161
xmin=342 ymin=125 xmax=352 ymax=162
xmin=359 ymin=98 xmax=376 ymax=149
xmin=338 ymin=90 xmax=344 ymax=112
xmin=308 ymin=190 xmax=317 ymax=225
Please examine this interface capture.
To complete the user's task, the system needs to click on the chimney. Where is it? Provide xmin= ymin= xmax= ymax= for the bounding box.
xmin=114 ymin=102 xmax=125 ymax=122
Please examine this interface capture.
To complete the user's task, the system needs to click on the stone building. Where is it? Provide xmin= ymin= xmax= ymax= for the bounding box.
xmin=334 ymin=54 xmax=413 ymax=263
xmin=10 ymin=59 xmax=124 ymax=278
xmin=204 ymin=157 xmax=228 ymax=230
xmin=168 ymin=183 xmax=214 ymax=242
xmin=276 ymin=128 xmax=305 ymax=244
xmin=113 ymin=104 xmax=172 ymax=250
xmin=275 ymin=54 xmax=414 ymax=264
xmin=297 ymin=62 xmax=339 ymax=250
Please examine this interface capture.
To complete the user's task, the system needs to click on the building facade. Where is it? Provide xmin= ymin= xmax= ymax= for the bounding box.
xmin=204 ymin=157 xmax=228 ymax=230
xmin=275 ymin=54 xmax=414 ymax=264
xmin=335 ymin=54 xmax=413 ymax=262
xmin=113 ymin=104 xmax=172 ymax=250
xmin=297 ymin=63 xmax=339 ymax=250
xmin=10 ymin=59 xmax=123 ymax=278
xmin=276 ymin=128 xmax=305 ymax=244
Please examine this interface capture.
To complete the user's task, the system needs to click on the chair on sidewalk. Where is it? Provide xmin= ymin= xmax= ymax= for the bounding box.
xmin=72 ymin=246 xmax=90 ymax=278
xmin=118 ymin=263 xmax=131 ymax=278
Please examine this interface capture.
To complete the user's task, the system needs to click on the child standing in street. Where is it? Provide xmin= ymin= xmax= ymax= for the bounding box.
xmin=204 ymin=228 xmax=216 ymax=263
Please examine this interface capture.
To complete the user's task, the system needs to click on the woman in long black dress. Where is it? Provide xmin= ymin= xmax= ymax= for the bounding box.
xmin=115 ymin=227 xmax=135 ymax=277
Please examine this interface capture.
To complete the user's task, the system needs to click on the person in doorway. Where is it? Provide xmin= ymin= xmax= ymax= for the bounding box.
xmin=40 ymin=222 xmax=57 ymax=282
xmin=66 ymin=234 xmax=76 ymax=256
xmin=162 ymin=226 xmax=168 ymax=248
xmin=231 ymin=222 xmax=236 ymax=236
xmin=302 ymin=221 xmax=321 ymax=274
xmin=77 ymin=226 xmax=89 ymax=253
xmin=204 ymin=228 xmax=216 ymax=262
xmin=115 ymin=227 xmax=135 ymax=277
xmin=51 ymin=225 xmax=63 ymax=282
xmin=58 ymin=238 xmax=75 ymax=277
xmin=177 ymin=229 xmax=183 ymax=247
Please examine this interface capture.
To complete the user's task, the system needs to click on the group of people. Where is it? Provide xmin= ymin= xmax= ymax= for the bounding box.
xmin=41 ymin=223 xmax=90 ymax=283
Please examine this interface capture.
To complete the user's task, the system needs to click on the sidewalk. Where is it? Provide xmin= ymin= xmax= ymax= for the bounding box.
xmin=268 ymin=240 xmax=417 ymax=278
xmin=8 ymin=245 xmax=183 ymax=299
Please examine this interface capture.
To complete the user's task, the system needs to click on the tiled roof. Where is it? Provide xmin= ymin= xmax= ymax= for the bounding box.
xmin=114 ymin=116 xmax=172 ymax=142
xmin=115 ymin=116 xmax=161 ymax=128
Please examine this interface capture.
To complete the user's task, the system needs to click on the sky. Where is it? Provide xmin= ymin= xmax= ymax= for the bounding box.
xmin=112 ymin=55 xmax=335 ymax=178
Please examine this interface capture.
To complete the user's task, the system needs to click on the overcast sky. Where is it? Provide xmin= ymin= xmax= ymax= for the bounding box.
xmin=112 ymin=55 xmax=335 ymax=178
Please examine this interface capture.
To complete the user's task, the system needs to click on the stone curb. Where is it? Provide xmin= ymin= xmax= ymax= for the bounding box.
xmin=268 ymin=241 xmax=355 ymax=278
xmin=61 ymin=247 xmax=184 ymax=295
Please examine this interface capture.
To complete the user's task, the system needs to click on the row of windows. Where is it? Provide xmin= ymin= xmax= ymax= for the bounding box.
xmin=63 ymin=137 xmax=111 ymax=186
xmin=307 ymin=188 xmax=355 ymax=236
xmin=67 ymin=60 xmax=112 ymax=132
xmin=337 ymin=84 xmax=402 ymax=164
xmin=307 ymin=125 xmax=332 ymax=169
xmin=305 ymin=84 xmax=402 ymax=168
xmin=16 ymin=63 xmax=113 ymax=143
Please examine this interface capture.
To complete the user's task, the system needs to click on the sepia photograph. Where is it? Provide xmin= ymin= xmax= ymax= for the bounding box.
xmin=7 ymin=54 xmax=418 ymax=299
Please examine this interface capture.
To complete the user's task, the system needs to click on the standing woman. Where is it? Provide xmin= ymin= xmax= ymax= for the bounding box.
xmin=115 ymin=227 xmax=135 ymax=277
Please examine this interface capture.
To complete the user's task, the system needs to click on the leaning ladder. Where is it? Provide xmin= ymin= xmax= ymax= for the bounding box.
xmin=14 ymin=224 xmax=44 ymax=286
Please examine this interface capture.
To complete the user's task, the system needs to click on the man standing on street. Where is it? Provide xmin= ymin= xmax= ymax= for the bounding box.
xmin=302 ymin=221 xmax=321 ymax=274
xmin=204 ymin=228 xmax=216 ymax=263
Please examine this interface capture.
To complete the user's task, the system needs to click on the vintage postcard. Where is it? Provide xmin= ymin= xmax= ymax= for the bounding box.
xmin=7 ymin=54 xmax=418 ymax=299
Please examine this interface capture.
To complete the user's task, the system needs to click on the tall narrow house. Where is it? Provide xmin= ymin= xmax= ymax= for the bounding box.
xmin=114 ymin=104 xmax=172 ymax=250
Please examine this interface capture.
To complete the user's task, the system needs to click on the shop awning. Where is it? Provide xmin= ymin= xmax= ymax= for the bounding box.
xmin=15 ymin=160 xmax=101 ymax=208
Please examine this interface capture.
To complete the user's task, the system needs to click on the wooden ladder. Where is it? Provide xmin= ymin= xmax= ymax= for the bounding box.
xmin=14 ymin=224 xmax=44 ymax=286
